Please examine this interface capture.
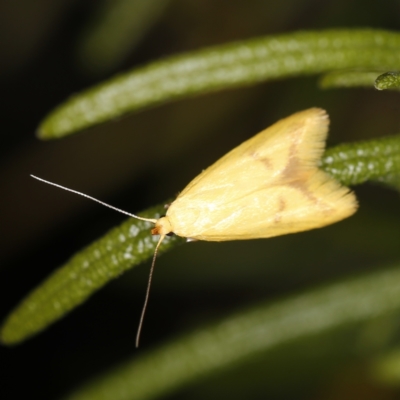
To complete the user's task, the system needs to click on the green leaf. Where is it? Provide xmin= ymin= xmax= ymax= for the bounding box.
xmin=0 ymin=204 xmax=185 ymax=345
xmin=38 ymin=29 xmax=400 ymax=139
xmin=321 ymin=134 xmax=400 ymax=190
xmin=61 ymin=264 xmax=400 ymax=400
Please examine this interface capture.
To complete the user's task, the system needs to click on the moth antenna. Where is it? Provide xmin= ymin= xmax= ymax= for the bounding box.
xmin=135 ymin=234 xmax=165 ymax=348
xmin=30 ymin=175 xmax=157 ymax=223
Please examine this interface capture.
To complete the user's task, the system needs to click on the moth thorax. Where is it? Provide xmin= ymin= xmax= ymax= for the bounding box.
xmin=151 ymin=216 xmax=173 ymax=236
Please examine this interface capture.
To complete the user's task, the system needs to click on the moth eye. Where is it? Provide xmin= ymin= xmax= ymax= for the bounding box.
xmin=167 ymin=232 xmax=175 ymax=237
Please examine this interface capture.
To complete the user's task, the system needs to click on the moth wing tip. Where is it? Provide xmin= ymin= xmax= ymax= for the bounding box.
xmin=312 ymin=170 xmax=359 ymax=221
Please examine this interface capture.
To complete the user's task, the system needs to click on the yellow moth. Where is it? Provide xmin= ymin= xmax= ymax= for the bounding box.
xmin=32 ymin=107 xmax=358 ymax=346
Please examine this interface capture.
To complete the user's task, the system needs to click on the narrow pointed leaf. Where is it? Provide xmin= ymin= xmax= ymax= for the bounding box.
xmin=0 ymin=204 xmax=184 ymax=345
xmin=39 ymin=29 xmax=400 ymax=139
xmin=62 ymin=264 xmax=400 ymax=400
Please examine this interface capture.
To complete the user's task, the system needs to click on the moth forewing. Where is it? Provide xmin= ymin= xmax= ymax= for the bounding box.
xmin=165 ymin=108 xmax=357 ymax=241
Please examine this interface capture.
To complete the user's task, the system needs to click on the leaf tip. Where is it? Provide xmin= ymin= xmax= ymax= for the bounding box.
xmin=0 ymin=320 xmax=20 ymax=346
xmin=375 ymin=71 xmax=400 ymax=91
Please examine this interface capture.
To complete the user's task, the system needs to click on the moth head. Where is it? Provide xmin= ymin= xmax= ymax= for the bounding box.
xmin=151 ymin=216 xmax=173 ymax=236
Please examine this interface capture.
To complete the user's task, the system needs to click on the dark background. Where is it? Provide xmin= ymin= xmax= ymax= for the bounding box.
xmin=2 ymin=1 xmax=400 ymax=399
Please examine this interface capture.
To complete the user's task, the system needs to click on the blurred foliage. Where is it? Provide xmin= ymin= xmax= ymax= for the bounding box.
xmin=77 ymin=0 xmax=171 ymax=75
xmin=375 ymin=71 xmax=400 ymax=90
xmin=319 ymin=71 xmax=382 ymax=89
xmin=2 ymin=1 xmax=400 ymax=400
